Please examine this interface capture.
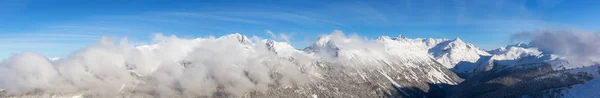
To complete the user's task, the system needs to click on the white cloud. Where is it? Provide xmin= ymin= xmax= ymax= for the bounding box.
xmin=265 ymin=30 xmax=293 ymax=42
xmin=279 ymin=33 xmax=291 ymax=42
xmin=266 ymin=30 xmax=277 ymax=39
xmin=0 ymin=33 xmax=316 ymax=97
xmin=512 ymin=29 xmax=600 ymax=63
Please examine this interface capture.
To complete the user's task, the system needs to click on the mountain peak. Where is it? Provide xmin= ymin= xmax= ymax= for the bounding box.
xmin=441 ymin=37 xmax=469 ymax=48
xmin=314 ymin=35 xmax=332 ymax=46
xmin=428 ymin=37 xmax=491 ymax=68
xmin=219 ymin=33 xmax=252 ymax=45
xmin=511 ymin=42 xmax=530 ymax=48
xmin=453 ymin=38 xmax=464 ymax=43
xmin=376 ymin=36 xmax=392 ymax=41
xmin=264 ymin=39 xmax=298 ymax=56
xmin=266 ymin=39 xmax=276 ymax=48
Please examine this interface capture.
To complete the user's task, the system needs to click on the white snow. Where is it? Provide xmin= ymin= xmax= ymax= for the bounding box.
xmin=378 ymin=70 xmax=410 ymax=97
xmin=562 ymin=76 xmax=600 ymax=98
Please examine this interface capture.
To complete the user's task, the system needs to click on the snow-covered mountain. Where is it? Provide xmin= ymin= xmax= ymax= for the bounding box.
xmin=1 ymin=31 xmax=600 ymax=98
xmin=429 ymin=38 xmax=490 ymax=70
xmin=445 ymin=41 xmax=600 ymax=98
xmin=288 ymin=32 xmax=464 ymax=97
xmin=367 ymin=36 xmax=494 ymax=76
xmin=463 ymin=42 xmax=600 ymax=76
xmin=452 ymin=42 xmax=548 ymax=76
xmin=0 ymin=32 xmax=463 ymax=98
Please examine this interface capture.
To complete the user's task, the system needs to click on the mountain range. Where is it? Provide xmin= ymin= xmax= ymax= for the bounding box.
xmin=0 ymin=32 xmax=598 ymax=98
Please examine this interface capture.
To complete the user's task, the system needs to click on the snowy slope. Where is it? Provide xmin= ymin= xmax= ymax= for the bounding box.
xmin=305 ymin=32 xmax=460 ymax=83
xmin=301 ymin=32 xmax=463 ymax=97
xmin=562 ymin=76 xmax=600 ymax=98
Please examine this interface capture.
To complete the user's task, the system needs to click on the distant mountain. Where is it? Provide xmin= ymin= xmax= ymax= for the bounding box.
xmin=445 ymin=42 xmax=600 ymax=98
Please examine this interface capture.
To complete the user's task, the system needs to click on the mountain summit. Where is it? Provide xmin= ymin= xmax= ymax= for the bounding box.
xmin=428 ymin=38 xmax=490 ymax=68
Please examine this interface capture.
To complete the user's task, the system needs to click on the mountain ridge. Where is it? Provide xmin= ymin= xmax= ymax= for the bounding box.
xmin=2 ymin=32 xmax=599 ymax=98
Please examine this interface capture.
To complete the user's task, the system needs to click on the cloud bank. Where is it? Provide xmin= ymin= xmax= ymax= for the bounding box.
xmin=2 ymin=28 xmax=598 ymax=97
xmin=0 ymin=30 xmax=460 ymax=97
xmin=512 ymin=29 xmax=600 ymax=64
xmin=0 ymin=33 xmax=316 ymax=97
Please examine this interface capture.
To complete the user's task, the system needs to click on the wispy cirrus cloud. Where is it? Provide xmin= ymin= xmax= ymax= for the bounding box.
xmin=0 ymin=32 xmax=98 ymax=50
xmin=265 ymin=30 xmax=293 ymax=42
xmin=1 ymin=0 xmax=593 ymax=59
xmin=166 ymin=12 xmax=268 ymax=25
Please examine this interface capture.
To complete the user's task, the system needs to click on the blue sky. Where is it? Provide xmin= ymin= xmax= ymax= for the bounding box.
xmin=0 ymin=0 xmax=599 ymax=59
